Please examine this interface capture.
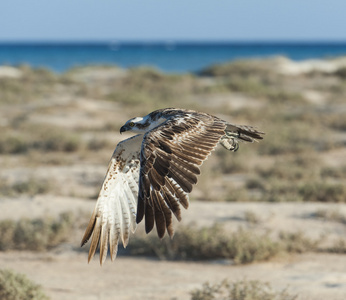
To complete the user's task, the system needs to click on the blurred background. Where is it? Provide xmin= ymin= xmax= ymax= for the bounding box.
xmin=1 ymin=1 xmax=346 ymax=300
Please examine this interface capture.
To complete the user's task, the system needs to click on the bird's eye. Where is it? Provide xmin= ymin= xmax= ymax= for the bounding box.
xmin=129 ymin=122 xmax=135 ymax=127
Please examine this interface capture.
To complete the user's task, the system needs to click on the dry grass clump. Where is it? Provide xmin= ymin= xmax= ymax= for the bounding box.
xmin=329 ymin=238 xmax=346 ymax=254
xmin=128 ymin=225 xmax=280 ymax=263
xmin=0 ymin=65 xmax=59 ymax=104
xmin=311 ymin=208 xmax=346 ymax=224
xmin=0 ymin=177 xmax=53 ymax=197
xmin=333 ymin=67 xmax=346 ymax=79
xmin=0 ymin=124 xmax=81 ymax=154
xmin=278 ymin=231 xmax=321 ymax=253
xmin=297 ymin=181 xmax=346 ymax=202
xmin=0 ymin=133 xmax=29 ymax=154
xmin=127 ymin=224 xmax=321 ymax=263
xmin=248 ymin=178 xmax=346 ymax=203
xmin=257 ymin=120 xmax=336 ymax=156
xmin=244 ymin=154 xmax=346 ymax=203
xmin=71 ymin=66 xmax=199 ymax=113
xmin=323 ymin=113 xmax=346 ymax=131
xmin=197 ymin=57 xmax=305 ymax=104
xmin=198 ymin=59 xmax=273 ymax=78
xmin=0 ymin=212 xmax=74 ymax=251
xmin=243 ymin=210 xmax=262 ymax=225
xmin=225 ymin=77 xmax=303 ymax=103
xmin=29 ymin=125 xmax=81 ymax=152
xmin=213 ymin=148 xmax=250 ymax=174
xmin=321 ymin=165 xmax=346 ymax=179
xmin=190 ymin=279 xmax=297 ymax=300
xmin=0 ymin=269 xmax=49 ymax=300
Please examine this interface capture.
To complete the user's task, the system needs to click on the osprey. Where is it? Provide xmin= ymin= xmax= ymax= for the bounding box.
xmin=81 ymin=108 xmax=264 ymax=264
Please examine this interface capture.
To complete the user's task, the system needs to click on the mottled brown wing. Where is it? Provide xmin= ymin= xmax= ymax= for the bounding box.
xmin=136 ymin=112 xmax=226 ymax=238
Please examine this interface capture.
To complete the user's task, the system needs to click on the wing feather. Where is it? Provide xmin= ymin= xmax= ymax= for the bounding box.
xmin=99 ymin=221 xmax=109 ymax=265
xmin=119 ymin=188 xmax=131 ymax=247
xmin=137 ymin=110 xmax=227 ymax=237
xmin=166 ymin=177 xmax=189 ymax=209
xmin=81 ymin=134 xmax=142 ymax=264
xmin=168 ymin=163 xmax=194 ymax=192
xmin=88 ymin=217 xmax=101 ymax=263
xmin=144 ymin=201 xmax=155 ymax=234
xmin=152 ymin=191 xmax=167 ymax=238
xmin=162 ymin=188 xmax=182 ymax=221
xmin=109 ymin=223 xmax=119 ymax=261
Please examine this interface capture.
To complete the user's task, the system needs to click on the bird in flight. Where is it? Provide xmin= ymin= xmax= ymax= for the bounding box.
xmin=81 ymin=108 xmax=264 ymax=264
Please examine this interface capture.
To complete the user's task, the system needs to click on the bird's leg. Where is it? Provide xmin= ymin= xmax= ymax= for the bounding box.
xmin=219 ymin=135 xmax=239 ymax=152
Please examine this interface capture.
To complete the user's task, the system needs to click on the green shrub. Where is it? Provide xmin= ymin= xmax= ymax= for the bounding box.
xmin=324 ymin=113 xmax=346 ymax=131
xmin=333 ymin=67 xmax=346 ymax=79
xmin=0 ymin=126 xmax=81 ymax=154
xmin=225 ymin=77 xmax=303 ymax=103
xmin=126 ymin=224 xmax=325 ymax=262
xmin=329 ymin=239 xmax=346 ymax=254
xmin=298 ymin=182 xmax=346 ymax=202
xmin=190 ymin=279 xmax=297 ymax=300
xmin=257 ymin=121 xmax=318 ymax=156
xmin=0 ymin=269 xmax=49 ymax=300
xmin=320 ymin=166 xmax=346 ymax=179
xmin=279 ymin=231 xmax=321 ymax=253
xmin=128 ymin=225 xmax=280 ymax=263
xmin=311 ymin=209 xmax=346 ymax=224
xmin=214 ymin=148 xmax=250 ymax=174
xmin=198 ymin=59 xmax=272 ymax=78
xmin=31 ymin=126 xmax=81 ymax=152
xmin=244 ymin=210 xmax=261 ymax=224
xmin=0 ymin=177 xmax=52 ymax=197
xmin=0 ymin=213 xmax=74 ymax=251
xmin=0 ymin=66 xmax=58 ymax=104
xmin=0 ymin=134 xmax=29 ymax=154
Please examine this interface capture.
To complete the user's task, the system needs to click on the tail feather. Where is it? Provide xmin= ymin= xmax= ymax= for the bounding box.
xmin=220 ymin=123 xmax=264 ymax=151
xmin=225 ymin=123 xmax=264 ymax=143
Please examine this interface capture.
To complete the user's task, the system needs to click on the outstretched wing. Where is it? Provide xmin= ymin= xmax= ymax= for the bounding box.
xmin=81 ymin=134 xmax=142 ymax=265
xmin=136 ymin=112 xmax=226 ymax=239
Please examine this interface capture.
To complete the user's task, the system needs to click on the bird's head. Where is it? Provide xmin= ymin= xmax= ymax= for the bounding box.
xmin=120 ymin=114 xmax=167 ymax=134
xmin=120 ymin=117 xmax=149 ymax=134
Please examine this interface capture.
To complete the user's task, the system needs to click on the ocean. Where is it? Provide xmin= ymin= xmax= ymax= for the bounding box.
xmin=0 ymin=42 xmax=346 ymax=73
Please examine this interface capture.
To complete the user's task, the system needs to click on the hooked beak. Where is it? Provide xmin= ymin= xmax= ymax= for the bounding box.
xmin=120 ymin=126 xmax=126 ymax=134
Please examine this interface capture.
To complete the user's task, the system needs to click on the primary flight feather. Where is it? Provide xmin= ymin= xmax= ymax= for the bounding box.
xmin=81 ymin=108 xmax=264 ymax=264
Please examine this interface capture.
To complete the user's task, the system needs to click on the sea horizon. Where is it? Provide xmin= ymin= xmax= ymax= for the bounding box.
xmin=1 ymin=40 xmax=346 ymax=73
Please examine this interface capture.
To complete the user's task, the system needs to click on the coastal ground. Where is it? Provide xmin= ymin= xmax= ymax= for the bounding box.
xmin=1 ymin=56 xmax=346 ymax=299
xmin=1 ymin=199 xmax=346 ymax=300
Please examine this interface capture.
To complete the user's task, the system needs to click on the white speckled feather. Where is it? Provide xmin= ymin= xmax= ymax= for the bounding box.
xmin=81 ymin=134 xmax=142 ymax=264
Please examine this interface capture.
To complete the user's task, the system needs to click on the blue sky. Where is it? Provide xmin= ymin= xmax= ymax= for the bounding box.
xmin=1 ymin=0 xmax=346 ymax=42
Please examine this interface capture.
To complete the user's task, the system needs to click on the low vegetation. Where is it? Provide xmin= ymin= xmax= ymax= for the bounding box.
xmin=0 ymin=124 xmax=81 ymax=155
xmin=1 ymin=60 xmax=346 ymax=202
xmin=190 ymin=279 xmax=297 ymax=300
xmin=0 ymin=213 xmax=74 ymax=251
xmin=0 ymin=211 xmax=341 ymax=262
xmin=129 ymin=225 xmax=278 ymax=263
xmin=1 ymin=58 xmax=346 ymax=269
xmin=0 ymin=177 xmax=53 ymax=197
xmin=127 ymin=224 xmax=321 ymax=263
xmin=311 ymin=208 xmax=346 ymax=224
xmin=0 ymin=269 xmax=49 ymax=300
